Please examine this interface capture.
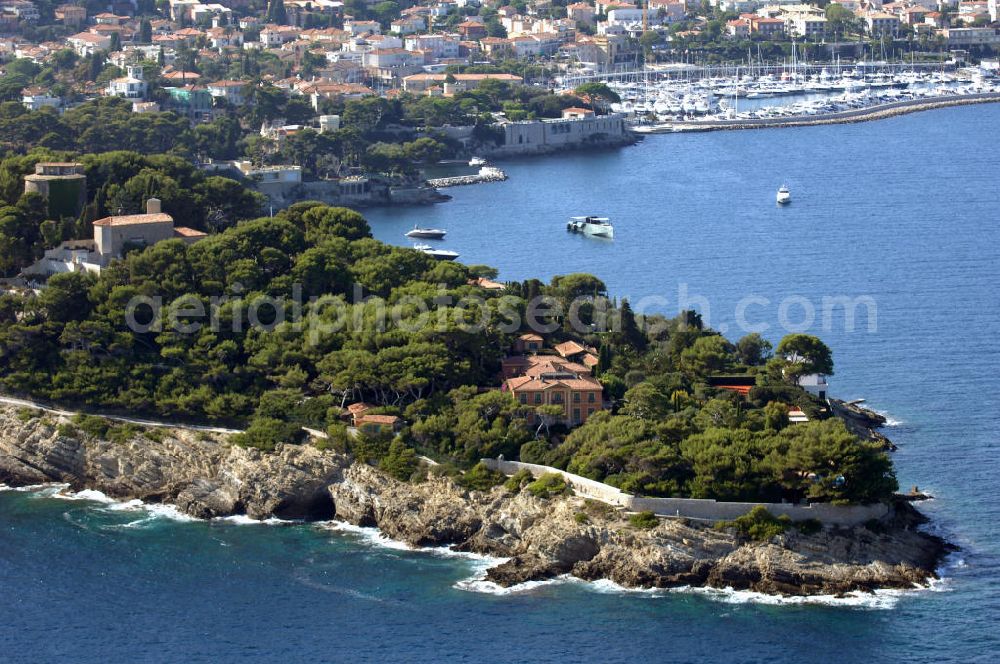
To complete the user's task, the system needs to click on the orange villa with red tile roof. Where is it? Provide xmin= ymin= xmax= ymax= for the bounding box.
xmin=502 ymin=335 xmax=605 ymax=426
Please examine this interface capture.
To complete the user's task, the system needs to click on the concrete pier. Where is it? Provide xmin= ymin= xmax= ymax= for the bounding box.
xmin=427 ymin=166 xmax=507 ymax=188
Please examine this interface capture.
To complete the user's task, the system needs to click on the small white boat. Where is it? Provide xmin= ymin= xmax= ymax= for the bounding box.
xmin=567 ymin=215 xmax=614 ymax=239
xmin=776 ymin=185 xmax=791 ymax=205
xmin=405 ymin=226 xmax=446 ymax=239
xmin=468 ymin=157 xmax=487 ymax=167
xmin=414 ymin=243 xmax=459 ymax=261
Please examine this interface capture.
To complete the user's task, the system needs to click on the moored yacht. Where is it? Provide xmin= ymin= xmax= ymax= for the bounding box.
xmin=405 ymin=226 xmax=447 ymax=239
xmin=413 ymin=243 xmax=459 ymax=260
xmin=567 ymin=215 xmax=614 ymax=239
xmin=776 ymin=185 xmax=791 ymax=205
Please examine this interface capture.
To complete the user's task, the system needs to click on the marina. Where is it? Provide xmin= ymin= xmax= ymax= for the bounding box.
xmin=604 ymin=64 xmax=1000 ymax=127
xmin=632 ymin=92 xmax=1000 ymax=133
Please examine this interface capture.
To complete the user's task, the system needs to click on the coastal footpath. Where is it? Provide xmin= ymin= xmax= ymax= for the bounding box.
xmin=637 ymin=93 xmax=1000 ymax=133
xmin=0 ymin=406 xmax=950 ymax=596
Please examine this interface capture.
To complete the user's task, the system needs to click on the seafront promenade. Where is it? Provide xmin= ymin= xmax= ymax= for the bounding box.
xmin=634 ymin=92 xmax=1000 ymax=133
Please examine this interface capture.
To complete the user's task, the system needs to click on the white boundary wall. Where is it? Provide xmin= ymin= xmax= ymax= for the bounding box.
xmin=482 ymin=459 xmax=888 ymax=526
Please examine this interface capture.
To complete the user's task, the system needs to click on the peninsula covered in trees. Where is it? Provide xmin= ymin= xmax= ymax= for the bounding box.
xmin=0 ymin=146 xmax=896 ymax=507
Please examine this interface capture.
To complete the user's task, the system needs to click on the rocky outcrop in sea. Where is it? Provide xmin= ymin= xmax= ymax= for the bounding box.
xmin=0 ymin=406 xmax=950 ymax=596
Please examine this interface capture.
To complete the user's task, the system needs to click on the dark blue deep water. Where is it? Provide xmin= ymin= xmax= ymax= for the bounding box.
xmin=4 ymin=105 xmax=1000 ymax=663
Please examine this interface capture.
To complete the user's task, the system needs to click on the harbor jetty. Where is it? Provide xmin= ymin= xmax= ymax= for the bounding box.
xmin=633 ymin=92 xmax=1000 ymax=134
xmin=427 ymin=166 xmax=507 ymax=188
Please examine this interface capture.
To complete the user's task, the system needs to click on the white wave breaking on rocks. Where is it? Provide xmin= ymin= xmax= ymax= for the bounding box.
xmin=3 ymin=483 xmax=296 ymax=527
xmin=214 ymin=514 xmax=295 ymax=526
xmin=872 ymin=408 xmax=904 ymax=427
xmin=319 ymin=519 xmax=520 ymax=593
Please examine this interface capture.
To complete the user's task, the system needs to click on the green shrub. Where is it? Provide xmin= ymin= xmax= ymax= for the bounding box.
xmin=460 ymin=462 xmax=505 ymax=491
xmin=429 ymin=462 xmax=463 ymax=480
xmin=106 ymin=423 xmax=140 ymax=445
xmin=574 ymin=512 xmax=590 ymax=525
xmin=582 ymin=498 xmax=616 ymax=519
xmin=349 ymin=431 xmax=392 ymax=464
xmin=519 ymin=439 xmax=551 ymax=464
xmin=16 ymin=407 xmax=38 ymax=423
xmin=526 ymin=472 xmax=569 ymax=499
xmin=57 ymin=423 xmax=79 ymax=438
xmin=73 ymin=414 xmax=110 ymax=439
xmin=232 ymin=417 xmax=303 ymax=452
xmin=717 ymin=506 xmax=792 ymax=541
xmin=628 ymin=511 xmax=659 ymax=529
xmin=315 ymin=423 xmax=351 ymax=453
xmin=143 ymin=427 xmax=167 ymax=443
xmin=504 ymin=468 xmax=534 ymax=492
xmin=378 ymin=439 xmax=418 ymax=481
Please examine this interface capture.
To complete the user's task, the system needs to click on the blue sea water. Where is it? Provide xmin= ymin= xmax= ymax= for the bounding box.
xmin=4 ymin=104 xmax=1000 ymax=663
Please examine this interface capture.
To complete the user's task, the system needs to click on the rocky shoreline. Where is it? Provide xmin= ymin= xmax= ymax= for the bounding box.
xmin=0 ymin=405 xmax=952 ymax=597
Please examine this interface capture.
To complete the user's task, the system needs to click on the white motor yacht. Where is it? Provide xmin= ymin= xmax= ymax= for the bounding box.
xmin=776 ymin=185 xmax=791 ymax=205
xmin=567 ymin=216 xmax=614 ymax=239
xmin=405 ymin=226 xmax=447 ymax=239
xmin=413 ymin=243 xmax=459 ymax=260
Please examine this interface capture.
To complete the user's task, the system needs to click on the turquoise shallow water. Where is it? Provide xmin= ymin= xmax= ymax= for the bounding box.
xmin=4 ymin=104 xmax=1000 ymax=662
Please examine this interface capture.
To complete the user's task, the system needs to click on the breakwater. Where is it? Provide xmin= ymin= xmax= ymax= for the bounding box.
xmin=481 ymin=458 xmax=889 ymax=526
xmin=634 ymin=92 xmax=1000 ymax=133
xmin=427 ymin=166 xmax=508 ymax=188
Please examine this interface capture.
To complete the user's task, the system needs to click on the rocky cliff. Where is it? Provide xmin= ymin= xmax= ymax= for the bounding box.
xmin=0 ymin=406 xmax=950 ymax=596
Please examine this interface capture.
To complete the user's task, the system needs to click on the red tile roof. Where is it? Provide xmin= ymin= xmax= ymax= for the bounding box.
xmin=93 ymin=213 xmax=173 ymax=227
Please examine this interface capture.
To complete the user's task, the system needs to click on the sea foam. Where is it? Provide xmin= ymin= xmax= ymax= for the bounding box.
xmin=213 ymin=514 xmax=294 ymax=526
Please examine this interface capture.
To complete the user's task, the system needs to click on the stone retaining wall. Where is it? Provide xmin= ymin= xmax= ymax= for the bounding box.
xmin=482 ymin=459 xmax=888 ymax=526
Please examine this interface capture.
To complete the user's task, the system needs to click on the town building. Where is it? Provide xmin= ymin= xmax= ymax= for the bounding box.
xmin=940 ymin=26 xmax=1000 ymax=45
xmin=401 ymin=72 xmax=523 ymax=93
xmin=495 ymin=113 xmax=630 ymax=155
xmin=514 ymin=332 xmax=544 ymax=353
xmin=21 ymin=88 xmax=61 ymax=111
xmin=67 ymin=31 xmax=113 ymax=56
xmin=505 ymin=363 xmax=604 ymax=426
xmin=164 ymin=85 xmax=215 ymax=122
xmin=797 ymin=373 xmax=830 ymax=400
xmin=107 ymin=65 xmax=148 ymax=99
xmin=862 ymin=11 xmax=901 ymax=35
xmin=206 ymin=79 xmax=248 ymax=105
xmin=355 ymin=414 xmax=404 ymax=435
xmin=54 ymin=4 xmax=86 ymax=27
xmin=24 ymin=199 xmax=206 ymax=277
xmin=23 ymin=162 xmax=87 ymax=218
xmin=93 ymin=198 xmax=205 ymax=261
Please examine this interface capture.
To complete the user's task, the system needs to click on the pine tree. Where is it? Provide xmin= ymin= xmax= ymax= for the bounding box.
xmin=266 ymin=0 xmax=288 ymax=25
xmin=618 ymin=299 xmax=646 ymax=351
